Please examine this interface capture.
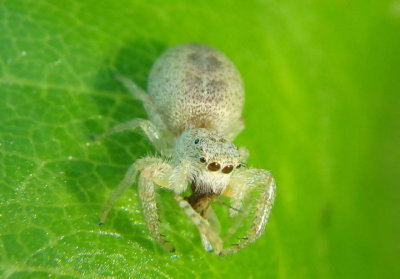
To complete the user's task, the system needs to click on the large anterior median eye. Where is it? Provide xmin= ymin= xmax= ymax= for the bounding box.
xmin=208 ymin=162 xmax=220 ymax=171
xmin=222 ymin=165 xmax=234 ymax=174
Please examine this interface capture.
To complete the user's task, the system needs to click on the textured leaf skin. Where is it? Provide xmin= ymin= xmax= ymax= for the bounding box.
xmin=0 ymin=0 xmax=399 ymax=278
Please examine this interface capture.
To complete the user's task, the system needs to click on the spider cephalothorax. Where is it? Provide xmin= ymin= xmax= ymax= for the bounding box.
xmin=173 ymin=128 xmax=241 ymax=194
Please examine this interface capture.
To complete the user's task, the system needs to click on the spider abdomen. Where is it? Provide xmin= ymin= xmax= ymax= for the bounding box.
xmin=148 ymin=43 xmax=244 ymax=136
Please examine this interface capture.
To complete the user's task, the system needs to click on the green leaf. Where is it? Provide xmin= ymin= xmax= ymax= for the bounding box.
xmin=1 ymin=0 xmax=399 ymax=278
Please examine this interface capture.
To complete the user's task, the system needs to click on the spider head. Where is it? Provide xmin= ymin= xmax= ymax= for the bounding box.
xmin=174 ymin=128 xmax=241 ymax=194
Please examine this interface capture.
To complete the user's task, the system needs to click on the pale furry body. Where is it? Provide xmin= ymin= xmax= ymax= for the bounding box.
xmin=99 ymin=43 xmax=276 ymax=255
xmin=148 ymin=43 xmax=244 ymax=137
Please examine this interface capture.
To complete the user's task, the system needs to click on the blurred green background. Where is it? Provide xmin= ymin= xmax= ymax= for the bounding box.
xmin=0 ymin=0 xmax=399 ymax=278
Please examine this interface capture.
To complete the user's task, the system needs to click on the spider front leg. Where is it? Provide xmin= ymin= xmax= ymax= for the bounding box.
xmin=100 ymin=157 xmax=175 ymax=252
xmin=138 ymin=159 xmax=175 ymax=251
xmin=222 ymin=168 xmax=276 ymax=255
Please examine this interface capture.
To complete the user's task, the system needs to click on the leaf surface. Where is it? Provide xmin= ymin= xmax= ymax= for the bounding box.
xmin=0 ymin=0 xmax=399 ymax=278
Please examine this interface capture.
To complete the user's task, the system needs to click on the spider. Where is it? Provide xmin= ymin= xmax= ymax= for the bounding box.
xmin=98 ymin=43 xmax=276 ymax=255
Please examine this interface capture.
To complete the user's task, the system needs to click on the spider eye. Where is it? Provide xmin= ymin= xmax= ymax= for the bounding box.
xmin=199 ymin=157 xmax=206 ymax=163
xmin=194 ymin=139 xmax=200 ymax=144
xmin=208 ymin=162 xmax=220 ymax=171
xmin=222 ymin=165 xmax=234 ymax=174
xmin=236 ymin=163 xmax=241 ymax=169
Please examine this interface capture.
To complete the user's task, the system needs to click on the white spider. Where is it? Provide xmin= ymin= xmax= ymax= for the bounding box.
xmin=99 ymin=43 xmax=276 ymax=255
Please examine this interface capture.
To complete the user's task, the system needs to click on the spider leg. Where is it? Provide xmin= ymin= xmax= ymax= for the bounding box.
xmin=137 ymin=159 xmax=192 ymax=251
xmin=225 ymin=118 xmax=245 ymax=141
xmin=115 ymin=74 xmax=150 ymax=103
xmin=138 ymin=169 xmax=174 ymax=251
xmin=175 ymin=195 xmax=223 ymax=255
xmin=100 ymin=157 xmax=175 ymax=251
xmin=93 ymin=75 xmax=173 ymax=154
xmin=222 ymin=169 xmax=276 ymax=255
xmin=94 ymin=118 xmax=170 ymax=154
xmin=99 ymin=163 xmax=137 ymax=225
xmin=116 ymin=74 xmax=173 ymax=149
xmin=238 ymin=146 xmax=249 ymax=165
xmin=199 ymin=205 xmax=221 ymax=251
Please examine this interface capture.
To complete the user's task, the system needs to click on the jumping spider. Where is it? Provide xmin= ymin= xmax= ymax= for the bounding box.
xmin=99 ymin=43 xmax=276 ymax=255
